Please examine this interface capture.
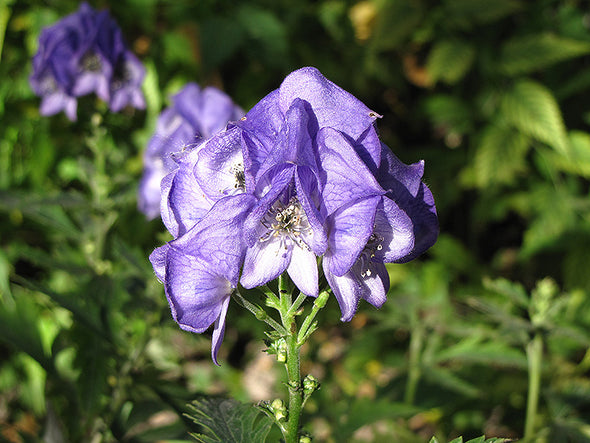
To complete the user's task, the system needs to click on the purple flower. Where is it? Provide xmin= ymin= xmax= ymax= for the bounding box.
xmin=30 ymin=2 xmax=145 ymax=121
xmin=323 ymin=144 xmax=438 ymax=321
xmin=150 ymin=67 xmax=438 ymax=362
xmin=139 ymin=84 xmax=244 ymax=219
xmin=150 ymin=193 xmax=255 ymax=364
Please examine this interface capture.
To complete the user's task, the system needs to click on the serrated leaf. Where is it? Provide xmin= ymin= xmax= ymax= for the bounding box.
xmin=186 ymin=397 xmax=273 ymax=443
xmin=470 ymin=123 xmax=530 ymax=188
xmin=500 ymin=33 xmax=590 ymax=76
xmin=426 ymin=40 xmax=475 ymax=85
xmin=501 ymin=80 xmax=569 ymax=156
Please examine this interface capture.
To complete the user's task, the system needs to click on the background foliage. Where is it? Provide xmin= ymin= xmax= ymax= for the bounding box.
xmin=1 ymin=0 xmax=590 ymax=441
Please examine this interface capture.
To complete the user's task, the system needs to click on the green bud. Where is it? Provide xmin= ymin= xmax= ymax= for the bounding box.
xmin=271 ymin=398 xmax=288 ymax=422
xmin=303 ymin=374 xmax=320 ymax=395
xmin=276 ymin=338 xmax=287 ymax=363
xmin=314 ymin=291 xmax=330 ymax=309
xmin=299 ymin=437 xmax=312 ymax=443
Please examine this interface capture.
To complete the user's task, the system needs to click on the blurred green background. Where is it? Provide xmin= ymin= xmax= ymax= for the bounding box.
xmin=1 ymin=0 xmax=590 ymax=441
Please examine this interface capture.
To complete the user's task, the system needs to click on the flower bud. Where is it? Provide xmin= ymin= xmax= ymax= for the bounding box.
xmin=303 ymin=374 xmax=320 ymax=396
xmin=271 ymin=398 xmax=288 ymax=422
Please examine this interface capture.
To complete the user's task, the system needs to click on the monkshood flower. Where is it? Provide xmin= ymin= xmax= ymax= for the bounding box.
xmin=322 ymin=143 xmax=438 ymax=321
xmin=29 ymin=2 xmax=145 ymax=121
xmin=150 ymin=66 xmax=438 ymax=362
xmin=138 ymin=83 xmax=244 ymax=219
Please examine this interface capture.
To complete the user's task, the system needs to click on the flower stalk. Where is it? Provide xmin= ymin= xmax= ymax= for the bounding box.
xmin=278 ymin=274 xmax=305 ymax=443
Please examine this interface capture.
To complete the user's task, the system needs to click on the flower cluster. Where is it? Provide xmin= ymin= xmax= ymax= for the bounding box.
xmin=30 ymin=2 xmax=145 ymax=121
xmin=139 ymin=83 xmax=244 ymax=219
xmin=150 ymin=67 xmax=438 ymax=363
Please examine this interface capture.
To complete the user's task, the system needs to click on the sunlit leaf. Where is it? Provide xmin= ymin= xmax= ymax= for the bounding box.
xmin=501 ymin=80 xmax=569 ymax=156
xmin=426 ymin=40 xmax=475 ymax=85
xmin=499 ymin=33 xmax=590 ymax=76
xmin=469 ymin=123 xmax=530 ymax=188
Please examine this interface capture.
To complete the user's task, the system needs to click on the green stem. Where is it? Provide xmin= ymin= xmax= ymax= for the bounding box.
xmin=277 ymin=274 xmax=303 ymax=443
xmin=524 ymin=333 xmax=543 ymax=441
xmin=404 ymin=322 xmax=424 ymax=405
xmin=284 ymin=320 xmax=303 ymax=443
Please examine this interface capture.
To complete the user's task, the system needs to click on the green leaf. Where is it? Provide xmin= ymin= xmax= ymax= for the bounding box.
xmin=186 ymin=397 xmax=273 ymax=443
xmin=370 ymin=0 xmax=423 ymax=51
xmin=469 ymin=123 xmax=530 ymax=188
xmin=435 ymin=337 xmax=527 ymax=369
xmin=483 ymin=277 xmax=529 ymax=308
xmin=426 ymin=40 xmax=475 ymax=85
xmin=0 ymin=288 xmax=53 ymax=371
xmin=424 ymin=94 xmax=473 ymax=134
xmin=236 ymin=6 xmax=288 ymax=68
xmin=547 ymin=131 xmax=590 ymax=178
xmin=499 ymin=33 xmax=590 ymax=76
xmin=443 ymin=0 xmax=522 ymax=28
xmin=0 ymin=249 xmax=12 ymax=303
xmin=199 ymin=17 xmax=245 ymax=70
xmin=520 ymin=185 xmax=576 ymax=257
xmin=501 ymin=80 xmax=569 ymax=156
xmin=423 ymin=366 xmax=480 ymax=398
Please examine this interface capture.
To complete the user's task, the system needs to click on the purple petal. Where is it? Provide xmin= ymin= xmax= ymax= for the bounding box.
xmin=323 ymin=257 xmax=389 ymax=322
xmin=241 ymin=236 xmax=292 ymax=289
xmin=323 ymin=257 xmax=360 ymax=322
xmin=375 ymin=198 xmax=415 ymax=263
xmin=318 ymin=127 xmax=385 ymax=216
xmin=378 ymin=146 xmax=439 ymax=262
xmin=294 ymin=167 xmax=326 ymax=255
xmin=287 ymin=244 xmax=319 ymax=297
xmin=195 ymin=127 xmax=246 ymax=199
xmin=325 ymin=196 xmax=381 ymax=277
xmin=166 ymin=145 xmax=215 ymax=237
xmin=211 ymin=296 xmax=230 ymax=365
xmin=170 ymin=194 xmax=255 ymax=283
xmin=149 ymin=243 xmax=169 ymax=283
xmin=279 ymin=67 xmax=380 ymax=141
xmin=164 ymin=248 xmax=230 ymax=334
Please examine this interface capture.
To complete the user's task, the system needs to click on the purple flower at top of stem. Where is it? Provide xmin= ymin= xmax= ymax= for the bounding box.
xmin=139 ymin=83 xmax=245 ymax=220
xmin=149 ymin=67 xmax=438 ymax=362
xmin=29 ymin=2 xmax=145 ymax=121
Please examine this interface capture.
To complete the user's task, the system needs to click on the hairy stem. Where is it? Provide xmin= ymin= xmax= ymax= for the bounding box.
xmin=278 ymin=274 xmax=303 ymax=443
